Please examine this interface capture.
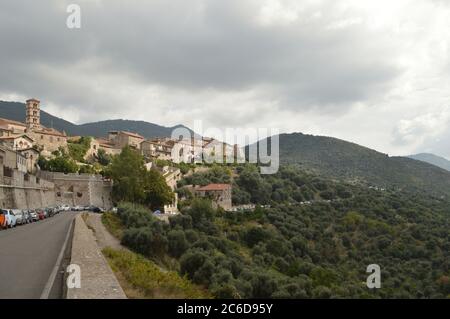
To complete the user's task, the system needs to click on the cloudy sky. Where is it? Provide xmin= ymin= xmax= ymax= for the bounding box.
xmin=1 ymin=0 xmax=450 ymax=157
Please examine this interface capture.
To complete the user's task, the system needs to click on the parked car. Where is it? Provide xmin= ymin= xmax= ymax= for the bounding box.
xmin=13 ymin=209 xmax=26 ymax=225
xmin=45 ymin=207 xmax=55 ymax=218
xmin=91 ymin=206 xmax=105 ymax=213
xmin=29 ymin=210 xmax=39 ymax=222
xmin=2 ymin=209 xmax=17 ymax=228
xmin=36 ymin=208 xmax=46 ymax=220
xmin=0 ymin=209 xmax=7 ymax=229
xmin=22 ymin=210 xmax=31 ymax=224
xmin=62 ymin=204 xmax=70 ymax=211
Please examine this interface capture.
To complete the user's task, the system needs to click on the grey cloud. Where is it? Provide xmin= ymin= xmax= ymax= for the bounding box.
xmin=0 ymin=0 xmax=403 ymax=120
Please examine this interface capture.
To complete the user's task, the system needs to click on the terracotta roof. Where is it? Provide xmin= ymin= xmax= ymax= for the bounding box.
xmin=26 ymin=98 xmax=40 ymax=103
xmin=122 ymin=131 xmax=144 ymax=139
xmin=0 ymin=117 xmax=27 ymax=127
xmin=33 ymin=127 xmax=66 ymax=137
xmin=95 ymin=138 xmax=116 ymax=148
xmin=109 ymin=131 xmax=144 ymax=139
xmin=196 ymin=184 xmax=231 ymax=191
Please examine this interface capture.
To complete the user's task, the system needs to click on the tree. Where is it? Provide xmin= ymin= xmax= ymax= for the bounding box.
xmin=146 ymin=169 xmax=174 ymax=210
xmin=168 ymin=230 xmax=189 ymax=258
xmin=185 ymin=198 xmax=215 ymax=224
xmin=38 ymin=154 xmax=78 ymax=174
xmin=68 ymin=136 xmax=92 ymax=162
xmin=106 ymin=146 xmax=148 ymax=204
xmin=106 ymin=146 xmax=174 ymax=209
xmin=97 ymin=148 xmax=112 ymax=166
xmin=180 ymin=249 xmax=208 ymax=279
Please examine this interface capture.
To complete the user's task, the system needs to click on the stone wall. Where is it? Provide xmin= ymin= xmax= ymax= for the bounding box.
xmin=38 ymin=171 xmax=113 ymax=209
xmin=0 ymin=169 xmax=55 ymax=209
xmin=0 ymin=168 xmax=113 ymax=210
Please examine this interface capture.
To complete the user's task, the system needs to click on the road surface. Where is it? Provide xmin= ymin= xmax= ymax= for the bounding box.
xmin=0 ymin=212 xmax=76 ymax=299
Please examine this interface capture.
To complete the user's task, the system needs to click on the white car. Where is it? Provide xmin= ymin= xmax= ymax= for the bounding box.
xmin=62 ymin=204 xmax=70 ymax=211
xmin=1 ymin=209 xmax=17 ymax=228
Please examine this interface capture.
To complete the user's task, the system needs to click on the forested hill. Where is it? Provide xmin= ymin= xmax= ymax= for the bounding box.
xmin=248 ymin=132 xmax=450 ymax=197
xmin=0 ymin=100 xmax=190 ymax=138
xmin=408 ymin=153 xmax=450 ymax=172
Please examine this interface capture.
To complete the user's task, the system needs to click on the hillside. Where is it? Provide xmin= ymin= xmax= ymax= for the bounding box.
xmin=408 ymin=153 xmax=450 ymax=172
xmin=107 ymin=164 xmax=450 ymax=299
xmin=0 ymin=100 xmax=190 ymax=138
xmin=248 ymin=132 xmax=450 ymax=197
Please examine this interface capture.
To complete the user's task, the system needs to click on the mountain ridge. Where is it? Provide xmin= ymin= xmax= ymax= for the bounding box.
xmin=407 ymin=153 xmax=450 ymax=172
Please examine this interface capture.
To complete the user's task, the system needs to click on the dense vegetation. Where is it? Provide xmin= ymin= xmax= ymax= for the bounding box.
xmin=68 ymin=136 xmax=92 ymax=162
xmin=104 ymin=146 xmax=174 ymax=210
xmin=248 ymin=133 xmax=450 ymax=198
xmin=37 ymin=148 xmax=79 ymax=174
xmin=103 ymin=247 xmax=211 ymax=299
xmin=113 ymin=165 xmax=450 ymax=299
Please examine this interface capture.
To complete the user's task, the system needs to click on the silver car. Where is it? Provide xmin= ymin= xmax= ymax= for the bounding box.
xmin=12 ymin=209 xmax=26 ymax=225
xmin=29 ymin=210 xmax=39 ymax=222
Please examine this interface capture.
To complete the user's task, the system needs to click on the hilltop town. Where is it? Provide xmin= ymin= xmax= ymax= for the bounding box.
xmin=0 ymin=98 xmax=244 ymax=213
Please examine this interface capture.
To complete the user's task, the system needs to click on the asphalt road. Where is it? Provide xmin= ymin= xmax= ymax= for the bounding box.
xmin=0 ymin=212 xmax=76 ymax=299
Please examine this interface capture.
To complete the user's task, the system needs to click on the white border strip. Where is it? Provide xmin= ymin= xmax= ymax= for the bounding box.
xmin=40 ymin=217 xmax=74 ymax=299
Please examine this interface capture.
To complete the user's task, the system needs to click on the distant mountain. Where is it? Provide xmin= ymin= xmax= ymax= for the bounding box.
xmin=0 ymin=100 xmax=191 ymax=138
xmin=408 ymin=153 xmax=450 ymax=172
xmin=248 ymin=132 xmax=450 ymax=197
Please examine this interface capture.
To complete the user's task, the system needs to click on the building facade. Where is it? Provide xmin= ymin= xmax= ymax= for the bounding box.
xmin=195 ymin=183 xmax=232 ymax=211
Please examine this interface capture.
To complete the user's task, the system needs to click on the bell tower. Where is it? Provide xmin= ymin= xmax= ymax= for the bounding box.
xmin=26 ymin=98 xmax=41 ymax=129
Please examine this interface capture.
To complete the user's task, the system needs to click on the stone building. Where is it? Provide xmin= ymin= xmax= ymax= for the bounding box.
xmin=0 ymin=99 xmax=67 ymax=156
xmin=0 ymin=144 xmax=27 ymax=173
xmin=94 ymin=138 xmax=121 ymax=156
xmin=0 ymin=134 xmax=34 ymax=151
xmin=19 ymin=147 xmax=40 ymax=174
xmin=141 ymin=138 xmax=174 ymax=161
xmin=108 ymin=131 xmax=144 ymax=150
xmin=194 ymin=183 xmax=232 ymax=211
xmin=0 ymin=118 xmax=28 ymax=134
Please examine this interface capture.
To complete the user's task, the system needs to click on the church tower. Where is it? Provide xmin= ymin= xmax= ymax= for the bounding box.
xmin=26 ymin=98 xmax=41 ymax=129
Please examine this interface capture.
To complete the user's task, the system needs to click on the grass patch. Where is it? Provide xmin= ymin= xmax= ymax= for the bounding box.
xmin=102 ymin=212 xmax=124 ymax=240
xmin=103 ymin=247 xmax=211 ymax=299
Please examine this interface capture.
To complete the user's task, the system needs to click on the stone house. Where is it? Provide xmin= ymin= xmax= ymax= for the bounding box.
xmin=19 ymin=147 xmax=40 ymax=174
xmin=95 ymin=138 xmax=121 ymax=156
xmin=108 ymin=131 xmax=144 ymax=150
xmin=194 ymin=183 xmax=232 ymax=211
xmin=141 ymin=138 xmax=175 ymax=161
xmin=0 ymin=144 xmax=27 ymax=174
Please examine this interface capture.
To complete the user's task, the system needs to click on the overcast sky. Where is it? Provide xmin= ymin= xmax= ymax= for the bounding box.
xmin=1 ymin=0 xmax=450 ymax=157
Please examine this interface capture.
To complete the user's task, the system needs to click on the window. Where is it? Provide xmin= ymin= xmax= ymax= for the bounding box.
xmin=41 ymin=135 xmax=44 ymax=140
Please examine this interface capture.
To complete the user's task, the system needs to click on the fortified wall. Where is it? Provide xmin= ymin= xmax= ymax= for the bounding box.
xmin=0 ymin=168 xmax=56 ymax=209
xmin=37 ymin=171 xmax=113 ymax=209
